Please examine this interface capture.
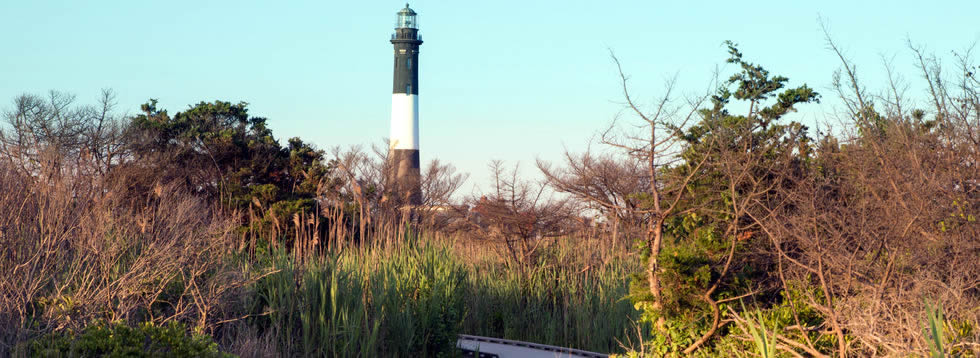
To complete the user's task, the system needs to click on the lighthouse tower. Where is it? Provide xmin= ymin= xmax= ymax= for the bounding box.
xmin=389 ymin=4 xmax=423 ymax=206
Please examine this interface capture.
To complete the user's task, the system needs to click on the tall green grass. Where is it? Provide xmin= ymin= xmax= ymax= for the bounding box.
xmin=924 ymin=300 xmax=947 ymax=358
xmin=462 ymin=243 xmax=645 ymax=353
xmin=249 ymin=241 xmax=466 ymax=357
xmin=736 ymin=301 xmax=777 ymax=358
xmin=246 ymin=236 xmax=643 ymax=356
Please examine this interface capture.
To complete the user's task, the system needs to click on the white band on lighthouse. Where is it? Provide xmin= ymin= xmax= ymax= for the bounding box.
xmin=390 ymin=93 xmax=419 ymax=150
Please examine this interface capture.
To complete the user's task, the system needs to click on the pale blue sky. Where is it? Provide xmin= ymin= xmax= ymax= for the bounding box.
xmin=2 ymin=1 xmax=977 ymax=192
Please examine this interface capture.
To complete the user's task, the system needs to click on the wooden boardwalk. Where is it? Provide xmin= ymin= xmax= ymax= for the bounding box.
xmin=457 ymin=334 xmax=608 ymax=358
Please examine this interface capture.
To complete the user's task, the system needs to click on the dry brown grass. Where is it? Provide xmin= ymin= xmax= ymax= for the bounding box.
xmin=0 ymin=156 xmax=251 ymax=356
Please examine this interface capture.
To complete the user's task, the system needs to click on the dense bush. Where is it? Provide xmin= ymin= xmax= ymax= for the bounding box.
xmin=545 ymin=40 xmax=980 ymax=356
xmin=0 ymin=153 xmax=246 ymax=356
xmin=21 ymin=321 xmax=230 ymax=358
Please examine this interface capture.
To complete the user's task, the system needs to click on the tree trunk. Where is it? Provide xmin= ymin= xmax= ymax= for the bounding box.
xmin=647 ymin=217 xmax=665 ymax=330
xmin=612 ymin=214 xmax=620 ymax=252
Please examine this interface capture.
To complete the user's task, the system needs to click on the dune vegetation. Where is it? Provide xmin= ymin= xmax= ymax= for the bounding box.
xmin=1 ymin=39 xmax=978 ymax=357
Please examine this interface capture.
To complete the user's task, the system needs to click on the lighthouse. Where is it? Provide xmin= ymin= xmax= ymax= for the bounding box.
xmin=389 ymin=3 xmax=423 ymax=206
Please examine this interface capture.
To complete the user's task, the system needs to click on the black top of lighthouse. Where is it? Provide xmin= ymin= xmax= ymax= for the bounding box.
xmin=391 ymin=4 xmax=421 ymax=95
xmin=396 ymin=4 xmax=418 ymax=29
xmin=391 ymin=3 xmax=422 ymax=44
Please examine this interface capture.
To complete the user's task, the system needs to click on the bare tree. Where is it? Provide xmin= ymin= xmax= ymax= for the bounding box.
xmin=539 ymin=53 xmax=711 ymax=329
xmin=466 ymin=160 xmax=574 ymax=270
xmin=420 ymin=158 xmax=468 ymax=208
xmin=324 ymin=143 xmax=469 ymax=247
xmin=537 ymin=151 xmax=648 ymax=251
xmin=0 ymin=90 xmax=126 ymax=182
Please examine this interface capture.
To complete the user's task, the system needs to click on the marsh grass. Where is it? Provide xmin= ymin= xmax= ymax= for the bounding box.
xmin=461 ymin=239 xmax=646 ymax=353
xmin=244 ymin=231 xmax=644 ymax=357
xmin=248 ymin=239 xmax=466 ymax=357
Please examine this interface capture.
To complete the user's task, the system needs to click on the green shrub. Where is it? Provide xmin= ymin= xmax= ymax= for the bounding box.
xmin=22 ymin=321 xmax=231 ymax=358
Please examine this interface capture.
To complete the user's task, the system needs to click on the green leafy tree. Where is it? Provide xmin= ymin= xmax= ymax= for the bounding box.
xmin=627 ymin=41 xmax=819 ymax=355
xmin=124 ymin=100 xmax=332 ymax=247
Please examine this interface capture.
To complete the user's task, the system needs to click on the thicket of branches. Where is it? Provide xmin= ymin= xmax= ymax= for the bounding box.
xmin=0 ymin=92 xmax=248 ymax=355
xmin=536 ymin=37 xmax=980 ymax=356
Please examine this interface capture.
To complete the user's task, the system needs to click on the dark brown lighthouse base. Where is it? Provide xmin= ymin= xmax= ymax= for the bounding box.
xmin=388 ymin=149 xmax=422 ymax=207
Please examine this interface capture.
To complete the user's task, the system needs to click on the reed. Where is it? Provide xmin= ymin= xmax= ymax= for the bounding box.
xmin=248 ymin=236 xmax=467 ymax=357
xmin=245 ymin=230 xmax=643 ymax=357
xmin=460 ymin=239 xmax=645 ymax=353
